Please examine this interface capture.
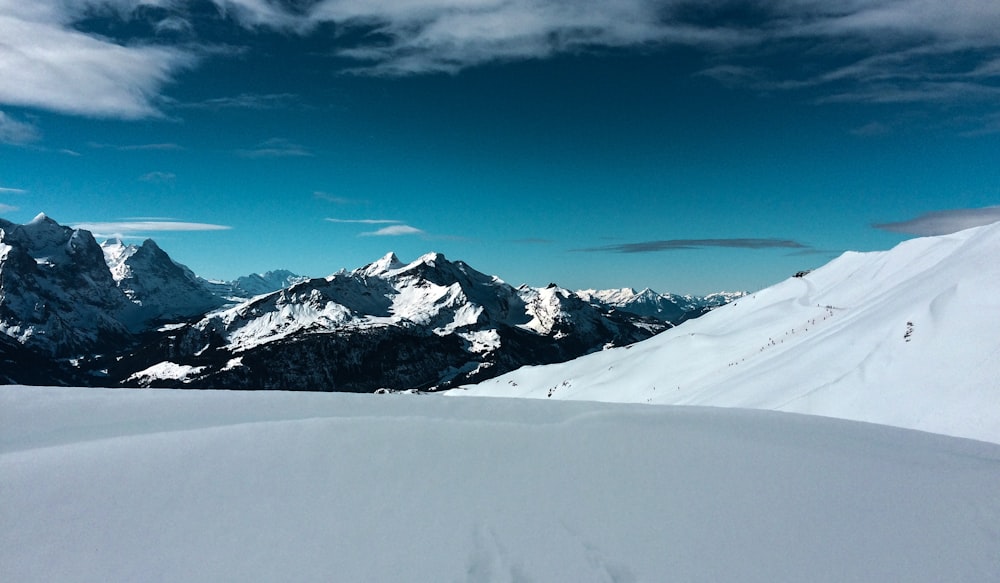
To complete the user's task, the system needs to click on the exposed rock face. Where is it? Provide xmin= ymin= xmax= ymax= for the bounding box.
xmin=0 ymin=214 xmax=133 ymax=357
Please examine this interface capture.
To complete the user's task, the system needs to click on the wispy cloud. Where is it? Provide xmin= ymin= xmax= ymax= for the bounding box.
xmin=874 ymin=206 xmax=1000 ymax=236
xmin=0 ymin=186 xmax=28 ymax=194
xmin=315 ymin=192 xmax=364 ymax=204
xmin=89 ymin=142 xmax=184 ymax=152
xmin=576 ymin=238 xmax=810 ymax=253
xmin=237 ymin=138 xmax=313 ymax=158
xmin=71 ymin=220 xmax=232 ymax=239
xmin=0 ymin=1 xmax=197 ymax=118
xmin=850 ymin=122 xmax=892 ymax=137
xmin=0 ymin=111 xmax=41 ymax=145
xmin=210 ymin=0 xmax=1000 ymax=109
xmin=326 ymin=218 xmax=401 ymax=225
xmin=7 ymin=0 xmax=1000 ymax=123
xmin=178 ymin=93 xmax=299 ymax=110
xmin=139 ymin=171 xmax=176 ymax=183
xmin=0 ymin=203 xmax=18 ymax=213
xmin=361 ymin=224 xmax=425 ymax=237
xmin=513 ymin=237 xmax=555 ymax=245
xmin=327 ymin=216 xmax=429 ymax=237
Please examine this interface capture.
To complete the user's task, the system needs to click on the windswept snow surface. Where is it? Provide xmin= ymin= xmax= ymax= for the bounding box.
xmin=2 ymin=386 xmax=999 ymax=583
xmin=453 ymin=222 xmax=1000 ymax=444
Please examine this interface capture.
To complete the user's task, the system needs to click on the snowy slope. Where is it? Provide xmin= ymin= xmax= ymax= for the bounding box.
xmin=2 ymin=385 xmax=998 ymax=583
xmin=453 ymin=222 xmax=1000 ymax=444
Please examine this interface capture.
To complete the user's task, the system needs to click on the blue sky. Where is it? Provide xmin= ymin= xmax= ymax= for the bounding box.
xmin=2 ymin=1 xmax=999 ymax=294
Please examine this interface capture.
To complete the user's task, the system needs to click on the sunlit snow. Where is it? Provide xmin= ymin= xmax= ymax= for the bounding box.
xmin=2 ymin=387 xmax=998 ymax=582
xmin=453 ymin=222 xmax=1000 ymax=444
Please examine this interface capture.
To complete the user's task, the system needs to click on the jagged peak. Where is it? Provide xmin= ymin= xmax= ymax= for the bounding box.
xmin=360 ymin=252 xmax=405 ymax=277
xmin=413 ymin=251 xmax=446 ymax=266
xmin=29 ymin=212 xmax=52 ymax=225
xmin=139 ymin=238 xmax=161 ymax=251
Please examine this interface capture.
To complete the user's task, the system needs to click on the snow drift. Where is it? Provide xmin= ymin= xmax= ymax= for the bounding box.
xmin=452 ymin=222 xmax=1000 ymax=444
xmin=2 ymin=386 xmax=999 ymax=582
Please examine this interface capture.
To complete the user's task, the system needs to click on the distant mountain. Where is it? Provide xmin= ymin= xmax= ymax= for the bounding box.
xmin=453 ymin=221 xmax=1000 ymax=445
xmin=202 ymin=269 xmax=310 ymax=301
xmin=577 ymin=287 xmax=746 ymax=324
xmin=112 ymin=252 xmax=670 ymax=391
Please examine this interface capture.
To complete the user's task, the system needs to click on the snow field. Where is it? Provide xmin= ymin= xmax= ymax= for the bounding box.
xmin=2 ymin=386 xmax=1000 ymax=583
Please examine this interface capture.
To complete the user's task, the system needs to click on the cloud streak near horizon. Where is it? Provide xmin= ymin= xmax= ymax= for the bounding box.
xmin=326 ymin=217 xmax=426 ymax=237
xmin=360 ymin=224 xmax=425 ymax=237
xmin=577 ymin=238 xmax=810 ymax=254
xmin=874 ymin=206 xmax=1000 ymax=236
xmin=2 ymin=0 xmax=1000 ymax=121
xmin=71 ymin=220 xmax=232 ymax=240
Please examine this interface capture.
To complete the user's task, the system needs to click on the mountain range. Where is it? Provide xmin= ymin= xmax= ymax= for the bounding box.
xmin=0 ymin=214 xmax=735 ymax=389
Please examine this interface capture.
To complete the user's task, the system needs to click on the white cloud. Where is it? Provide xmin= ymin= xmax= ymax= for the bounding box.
xmin=326 ymin=218 xmax=401 ymax=224
xmin=315 ymin=192 xmax=364 ymax=204
xmin=0 ymin=1 xmax=197 ymax=118
xmin=875 ymin=206 xmax=1000 ymax=236
xmin=179 ymin=93 xmax=299 ymax=110
xmin=0 ymin=111 xmax=41 ymax=144
xmin=0 ymin=203 xmax=19 ymax=213
xmin=237 ymin=138 xmax=313 ymax=158
xmin=5 ymin=0 xmax=1000 ymax=121
xmin=90 ymin=142 xmax=184 ymax=151
xmin=0 ymin=186 xmax=28 ymax=194
xmin=361 ymin=224 xmax=425 ymax=236
xmin=71 ymin=220 xmax=233 ymax=239
xmin=139 ymin=171 xmax=176 ymax=183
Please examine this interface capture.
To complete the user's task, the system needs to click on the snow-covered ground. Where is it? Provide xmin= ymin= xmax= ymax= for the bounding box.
xmin=452 ymin=222 xmax=1000 ymax=445
xmin=2 ymin=386 xmax=999 ymax=583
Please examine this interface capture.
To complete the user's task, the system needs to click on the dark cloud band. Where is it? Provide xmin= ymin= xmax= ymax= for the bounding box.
xmin=874 ymin=206 xmax=1000 ymax=236
xmin=576 ymin=238 xmax=809 ymax=253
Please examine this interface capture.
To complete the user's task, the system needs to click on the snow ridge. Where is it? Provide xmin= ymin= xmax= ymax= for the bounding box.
xmin=454 ymin=221 xmax=1000 ymax=444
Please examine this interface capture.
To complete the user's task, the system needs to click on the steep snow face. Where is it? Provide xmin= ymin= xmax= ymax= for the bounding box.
xmin=358 ymin=251 xmax=405 ymax=277
xmin=100 ymin=238 xmax=136 ymax=282
xmin=217 ymin=286 xmax=356 ymax=351
xmin=3 ymin=386 xmax=999 ymax=583
xmin=520 ymin=284 xmax=594 ymax=337
xmin=100 ymin=238 xmax=225 ymax=327
xmin=454 ymin=222 xmax=1000 ymax=445
xmin=0 ymin=217 xmax=132 ymax=355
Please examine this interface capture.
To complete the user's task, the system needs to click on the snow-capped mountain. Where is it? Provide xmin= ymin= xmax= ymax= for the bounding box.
xmin=201 ymin=269 xmax=310 ymax=301
xmin=230 ymin=269 xmax=310 ymax=297
xmin=452 ymin=221 xmax=1000 ymax=444
xmin=577 ymin=287 xmax=746 ymax=323
xmin=101 ymin=238 xmax=225 ymax=325
xmin=0 ymin=214 xmax=133 ymax=357
xmin=114 ymin=252 xmax=668 ymax=390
